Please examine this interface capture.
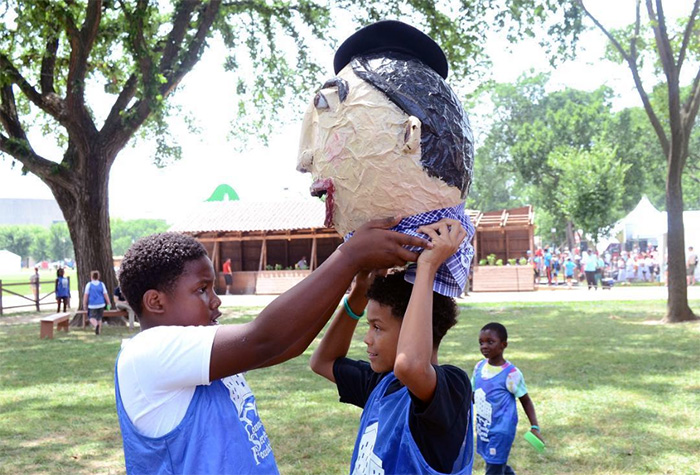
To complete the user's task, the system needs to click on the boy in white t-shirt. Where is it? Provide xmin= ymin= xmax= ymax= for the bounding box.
xmin=115 ymin=223 xmax=429 ymax=475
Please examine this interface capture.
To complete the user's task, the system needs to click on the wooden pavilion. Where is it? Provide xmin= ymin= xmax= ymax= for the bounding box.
xmin=169 ymin=200 xmax=342 ymax=294
xmin=468 ymin=205 xmax=536 ymax=292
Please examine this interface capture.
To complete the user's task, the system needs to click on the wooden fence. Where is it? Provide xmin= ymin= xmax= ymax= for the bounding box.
xmin=0 ymin=278 xmax=69 ymax=316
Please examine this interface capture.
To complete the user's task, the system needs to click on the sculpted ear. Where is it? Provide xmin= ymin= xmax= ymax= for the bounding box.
xmin=402 ymin=116 xmax=421 ymax=154
xmin=142 ymin=289 xmax=166 ymax=315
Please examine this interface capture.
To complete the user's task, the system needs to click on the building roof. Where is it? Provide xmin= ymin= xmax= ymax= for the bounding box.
xmin=469 ymin=205 xmax=534 ymax=229
xmin=169 ymin=200 xmax=329 ymax=234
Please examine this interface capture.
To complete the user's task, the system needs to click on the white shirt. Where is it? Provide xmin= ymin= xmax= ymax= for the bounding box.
xmin=117 ymin=325 xmax=220 ymax=437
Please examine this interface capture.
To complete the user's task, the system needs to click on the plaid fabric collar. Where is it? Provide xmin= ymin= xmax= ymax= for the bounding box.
xmin=345 ymin=204 xmax=475 ymax=297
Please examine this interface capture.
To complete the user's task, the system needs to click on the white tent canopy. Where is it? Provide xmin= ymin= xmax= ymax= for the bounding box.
xmin=610 ymin=196 xmax=700 ymax=281
xmin=0 ymin=250 xmax=21 ymax=273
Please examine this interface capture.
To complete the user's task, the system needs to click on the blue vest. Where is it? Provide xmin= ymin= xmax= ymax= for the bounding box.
xmin=473 ymin=360 xmax=518 ymax=464
xmin=56 ymin=277 xmax=70 ymax=298
xmin=115 ymin=356 xmax=278 ymax=475
xmin=350 ymin=372 xmax=473 ymax=475
xmin=88 ymin=281 xmax=105 ymax=307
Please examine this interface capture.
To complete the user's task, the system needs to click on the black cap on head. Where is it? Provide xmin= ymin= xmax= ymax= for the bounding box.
xmin=334 ymin=20 xmax=448 ymax=79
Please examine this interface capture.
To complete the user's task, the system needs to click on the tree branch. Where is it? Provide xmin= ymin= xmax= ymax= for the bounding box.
xmin=0 ymin=53 xmax=64 ymax=118
xmin=578 ymin=0 xmax=669 ymax=155
xmin=40 ymin=37 xmax=59 ymax=95
xmin=677 ymin=0 xmax=700 ymax=71
xmin=0 ymin=131 xmax=69 ymax=186
xmin=158 ymin=1 xmax=198 ymax=75
xmin=160 ymin=1 xmax=221 ymax=97
xmin=683 ymin=66 xmax=700 ymax=138
xmin=101 ymin=74 xmax=138 ymax=137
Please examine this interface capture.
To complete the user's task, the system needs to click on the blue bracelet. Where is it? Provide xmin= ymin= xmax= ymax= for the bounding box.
xmin=343 ymin=296 xmax=365 ymax=320
xmin=531 ymin=425 xmax=540 ymax=431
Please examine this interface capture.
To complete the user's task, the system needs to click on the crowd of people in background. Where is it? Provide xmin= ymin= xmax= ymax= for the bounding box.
xmin=529 ymin=244 xmax=668 ymax=290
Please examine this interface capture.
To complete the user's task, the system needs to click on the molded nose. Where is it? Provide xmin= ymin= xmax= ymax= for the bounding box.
xmin=297 ymin=149 xmax=313 ymax=173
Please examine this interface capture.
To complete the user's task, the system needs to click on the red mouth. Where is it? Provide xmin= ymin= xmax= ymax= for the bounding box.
xmin=310 ymin=179 xmax=335 ymax=228
xmin=211 ymin=312 xmax=222 ymax=325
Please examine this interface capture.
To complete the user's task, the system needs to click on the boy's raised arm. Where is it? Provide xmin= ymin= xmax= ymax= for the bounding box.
xmin=394 ymin=219 xmax=466 ymax=402
xmin=209 ymin=217 xmax=430 ymax=381
xmin=309 ymin=271 xmax=372 ymax=382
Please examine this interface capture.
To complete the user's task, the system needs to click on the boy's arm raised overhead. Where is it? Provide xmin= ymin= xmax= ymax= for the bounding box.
xmin=209 ymin=216 xmax=430 ymax=381
xmin=309 ymin=270 xmax=373 ymax=382
xmin=393 ymin=218 xmax=467 ymax=403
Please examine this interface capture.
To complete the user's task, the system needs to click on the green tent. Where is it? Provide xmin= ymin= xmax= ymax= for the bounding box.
xmin=206 ymin=184 xmax=239 ymax=202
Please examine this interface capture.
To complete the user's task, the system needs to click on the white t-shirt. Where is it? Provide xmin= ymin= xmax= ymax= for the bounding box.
xmin=117 ymin=325 xmax=220 ymax=437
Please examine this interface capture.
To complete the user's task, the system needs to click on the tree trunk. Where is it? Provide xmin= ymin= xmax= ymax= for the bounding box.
xmin=43 ymin=147 xmax=118 ymax=324
xmin=664 ymin=143 xmax=698 ymax=323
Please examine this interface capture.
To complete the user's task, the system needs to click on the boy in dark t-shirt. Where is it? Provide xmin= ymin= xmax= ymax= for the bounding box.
xmin=310 ymin=218 xmax=473 ymax=474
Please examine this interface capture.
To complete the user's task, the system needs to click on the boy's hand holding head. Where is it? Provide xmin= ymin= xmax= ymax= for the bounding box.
xmin=416 ymin=218 xmax=468 ymax=271
xmin=340 ymin=216 xmax=432 ymax=271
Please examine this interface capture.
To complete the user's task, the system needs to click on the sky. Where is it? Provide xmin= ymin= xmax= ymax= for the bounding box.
xmin=0 ymin=1 xmax=693 ymax=224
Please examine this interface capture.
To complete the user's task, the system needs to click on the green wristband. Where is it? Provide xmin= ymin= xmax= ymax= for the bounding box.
xmin=531 ymin=425 xmax=540 ymax=431
xmin=343 ymin=296 xmax=365 ymax=320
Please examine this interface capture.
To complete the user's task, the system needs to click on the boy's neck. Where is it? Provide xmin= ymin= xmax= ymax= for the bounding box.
xmin=487 ymin=356 xmax=506 ymax=366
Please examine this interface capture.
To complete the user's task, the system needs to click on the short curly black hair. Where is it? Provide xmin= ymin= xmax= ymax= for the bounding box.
xmin=118 ymin=232 xmax=208 ymax=316
xmin=481 ymin=322 xmax=508 ymax=342
xmin=366 ymin=270 xmax=458 ymax=347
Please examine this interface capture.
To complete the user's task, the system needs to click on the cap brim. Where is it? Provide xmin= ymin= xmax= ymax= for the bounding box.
xmin=333 ymin=20 xmax=448 ymax=79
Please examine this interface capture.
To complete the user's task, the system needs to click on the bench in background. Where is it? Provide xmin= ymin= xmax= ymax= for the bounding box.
xmin=40 ymin=312 xmax=71 ymax=339
xmin=75 ymin=309 xmax=129 ymax=329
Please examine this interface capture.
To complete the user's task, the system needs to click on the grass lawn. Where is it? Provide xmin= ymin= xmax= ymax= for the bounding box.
xmin=1 ymin=300 xmax=699 ymax=474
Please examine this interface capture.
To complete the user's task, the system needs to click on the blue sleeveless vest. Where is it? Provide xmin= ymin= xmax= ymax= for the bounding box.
xmin=115 ymin=356 xmax=278 ymax=475
xmin=56 ymin=277 xmax=70 ymax=298
xmin=473 ymin=360 xmax=518 ymax=464
xmin=88 ymin=281 xmax=105 ymax=307
xmin=350 ymin=372 xmax=473 ymax=475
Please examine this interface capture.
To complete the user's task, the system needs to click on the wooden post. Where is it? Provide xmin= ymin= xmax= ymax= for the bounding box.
xmin=34 ymin=279 xmax=40 ymax=312
xmin=211 ymin=240 xmax=220 ymax=292
xmin=310 ymin=233 xmax=318 ymax=271
xmin=258 ymin=235 xmax=267 ymax=271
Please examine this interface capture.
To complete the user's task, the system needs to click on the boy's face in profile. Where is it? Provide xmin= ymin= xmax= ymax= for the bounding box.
xmin=363 ymin=300 xmax=402 ymax=373
xmin=159 ymin=256 xmax=222 ymax=327
xmin=478 ymin=329 xmax=507 ymax=362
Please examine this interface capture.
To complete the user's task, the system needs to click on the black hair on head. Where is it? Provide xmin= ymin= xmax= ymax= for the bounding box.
xmin=350 ymin=53 xmax=473 ymax=197
xmin=366 ymin=270 xmax=458 ymax=347
xmin=481 ymin=322 xmax=508 ymax=342
xmin=118 ymin=232 xmax=207 ymax=316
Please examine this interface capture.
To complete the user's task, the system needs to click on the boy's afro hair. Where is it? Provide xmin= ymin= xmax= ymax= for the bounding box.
xmin=366 ymin=270 xmax=458 ymax=347
xmin=481 ymin=322 xmax=508 ymax=342
xmin=118 ymin=232 xmax=208 ymax=316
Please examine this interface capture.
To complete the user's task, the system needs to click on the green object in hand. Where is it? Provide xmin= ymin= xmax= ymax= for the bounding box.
xmin=105 ymin=304 xmax=110 ymax=311
xmin=524 ymin=431 xmax=545 ymax=453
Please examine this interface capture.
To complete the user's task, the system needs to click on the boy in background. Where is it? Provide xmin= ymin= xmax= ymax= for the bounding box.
xmin=473 ymin=322 xmax=543 ymax=475
xmin=310 ymin=218 xmax=474 ymax=474
xmin=115 ymin=220 xmax=428 ymax=475
xmin=83 ymin=270 xmax=109 ymax=335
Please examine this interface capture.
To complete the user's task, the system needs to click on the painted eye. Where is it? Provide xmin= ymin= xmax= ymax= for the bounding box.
xmin=314 ymin=92 xmax=329 ymax=109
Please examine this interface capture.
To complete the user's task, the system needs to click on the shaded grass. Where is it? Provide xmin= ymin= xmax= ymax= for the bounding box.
xmin=0 ymin=300 xmax=699 ymax=474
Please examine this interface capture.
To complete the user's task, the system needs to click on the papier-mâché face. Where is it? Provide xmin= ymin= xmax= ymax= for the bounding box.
xmin=297 ymin=65 xmax=462 ymax=236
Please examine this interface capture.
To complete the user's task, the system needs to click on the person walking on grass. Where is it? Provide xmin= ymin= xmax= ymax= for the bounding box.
xmin=473 ymin=322 xmax=543 ymax=475
xmin=564 ymin=257 xmax=576 ymax=289
xmin=310 ymin=218 xmax=474 ymax=475
xmin=83 ymin=270 xmax=110 ymax=335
